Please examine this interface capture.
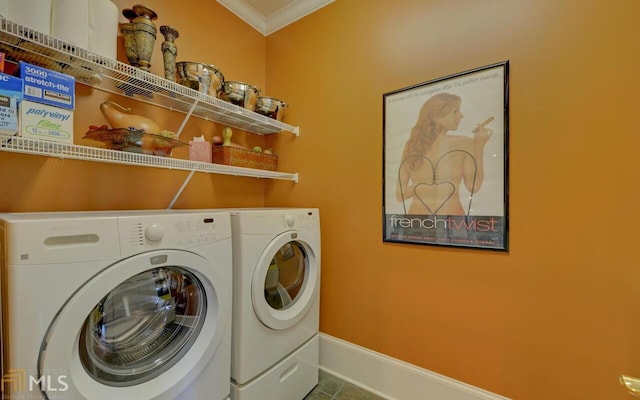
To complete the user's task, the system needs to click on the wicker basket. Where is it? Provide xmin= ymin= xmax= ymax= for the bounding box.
xmin=212 ymin=146 xmax=277 ymax=171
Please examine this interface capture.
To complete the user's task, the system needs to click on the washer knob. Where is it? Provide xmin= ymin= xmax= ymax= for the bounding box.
xmin=145 ymin=224 xmax=165 ymax=241
xmin=284 ymin=214 xmax=295 ymax=227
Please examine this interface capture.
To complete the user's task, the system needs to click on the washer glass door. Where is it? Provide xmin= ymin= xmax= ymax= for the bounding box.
xmin=79 ymin=266 xmax=206 ymax=386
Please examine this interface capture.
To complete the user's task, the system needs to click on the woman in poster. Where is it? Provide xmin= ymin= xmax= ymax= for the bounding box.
xmin=396 ymin=92 xmax=494 ymax=216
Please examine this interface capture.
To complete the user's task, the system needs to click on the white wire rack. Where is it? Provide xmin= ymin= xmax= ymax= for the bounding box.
xmin=0 ymin=17 xmax=299 ymax=136
xmin=0 ymin=135 xmax=298 ymax=181
xmin=0 ymin=17 xmax=300 ymax=193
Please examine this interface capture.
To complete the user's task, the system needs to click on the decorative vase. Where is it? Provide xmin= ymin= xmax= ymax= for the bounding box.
xmin=120 ymin=8 xmax=139 ymax=67
xmin=100 ymin=100 xmax=160 ymax=133
xmin=160 ymin=25 xmax=179 ymax=81
xmin=132 ymin=4 xmax=158 ymax=72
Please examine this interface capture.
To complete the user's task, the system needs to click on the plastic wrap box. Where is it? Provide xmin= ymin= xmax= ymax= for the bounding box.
xmin=19 ymin=62 xmax=75 ymax=110
xmin=0 ymin=73 xmax=23 ymax=135
xmin=19 ymin=100 xmax=74 ymax=143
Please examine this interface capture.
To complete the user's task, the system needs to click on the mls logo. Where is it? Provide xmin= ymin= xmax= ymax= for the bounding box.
xmin=1 ymin=369 xmax=26 ymax=392
xmin=1 ymin=368 xmax=69 ymax=396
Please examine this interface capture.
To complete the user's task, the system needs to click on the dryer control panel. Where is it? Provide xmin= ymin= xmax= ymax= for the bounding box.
xmin=231 ymin=208 xmax=319 ymax=235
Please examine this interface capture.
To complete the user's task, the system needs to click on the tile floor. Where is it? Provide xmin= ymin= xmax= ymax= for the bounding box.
xmin=303 ymin=369 xmax=386 ymax=400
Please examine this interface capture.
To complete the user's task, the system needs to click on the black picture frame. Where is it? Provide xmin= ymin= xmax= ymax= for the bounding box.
xmin=383 ymin=61 xmax=509 ymax=251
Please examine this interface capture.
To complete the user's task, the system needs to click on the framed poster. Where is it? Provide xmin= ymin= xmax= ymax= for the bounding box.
xmin=383 ymin=61 xmax=509 ymax=251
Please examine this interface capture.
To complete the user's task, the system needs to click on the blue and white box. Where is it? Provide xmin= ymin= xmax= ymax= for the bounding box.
xmin=0 ymin=72 xmax=23 ymax=135
xmin=19 ymin=62 xmax=75 ymax=110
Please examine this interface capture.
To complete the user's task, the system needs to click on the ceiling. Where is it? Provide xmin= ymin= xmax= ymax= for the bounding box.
xmin=216 ymin=0 xmax=334 ymax=35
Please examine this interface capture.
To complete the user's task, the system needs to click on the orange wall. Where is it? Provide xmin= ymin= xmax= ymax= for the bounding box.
xmin=2 ymin=1 xmax=640 ymax=399
xmin=265 ymin=0 xmax=640 ymax=399
xmin=0 ymin=0 xmax=269 ymax=212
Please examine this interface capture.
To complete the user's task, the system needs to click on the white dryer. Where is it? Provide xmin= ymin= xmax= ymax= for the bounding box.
xmin=0 ymin=210 xmax=233 ymax=400
xmin=229 ymin=208 xmax=321 ymax=400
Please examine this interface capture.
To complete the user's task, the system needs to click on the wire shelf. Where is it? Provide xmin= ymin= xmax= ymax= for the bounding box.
xmin=0 ymin=17 xmax=299 ymax=136
xmin=0 ymin=136 xmax=299 ymax=182
xmin=0 ymin=17 xmax=299 ymax=184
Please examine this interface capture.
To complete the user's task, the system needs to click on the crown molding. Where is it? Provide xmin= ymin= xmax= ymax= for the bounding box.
xmin=217 ymin=0 xmax=334 ymax=36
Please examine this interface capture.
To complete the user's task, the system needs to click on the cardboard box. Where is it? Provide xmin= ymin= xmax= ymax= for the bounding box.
xmin=20 ymin=100 xmax=74 ymax=143
xmin=19 ymin=62 xmax=75 ymax=110
xmin=0 ymin=72 xmax=23 ymax=135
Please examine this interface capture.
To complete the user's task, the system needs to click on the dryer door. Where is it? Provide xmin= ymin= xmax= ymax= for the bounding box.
xmin=38 ymin=249 xmax=228 ymax=400
xmin=251 ymin=230 xmax=319 ymax=330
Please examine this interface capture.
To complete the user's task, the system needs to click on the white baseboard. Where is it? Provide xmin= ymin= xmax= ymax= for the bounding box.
xmin=318 ymin=333 xmax=511 ymax=400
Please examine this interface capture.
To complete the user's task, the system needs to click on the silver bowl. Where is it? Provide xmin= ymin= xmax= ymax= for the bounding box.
xmin=219 ymin=80 xmax=260 ymax=110
xmin=255 ymin=96 xmax=287 ymax=121
xmin=175 ymin=62 xmax=224 ymax=97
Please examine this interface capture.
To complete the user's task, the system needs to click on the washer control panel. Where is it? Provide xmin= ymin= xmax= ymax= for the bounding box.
xmin=119 ymin=212 xmax=231 ymax=255
xmin=172 ymin=218 xmax=217 ymax=245
xmin=282 ymin=210 xmax=318 ymax=230
xmin=144 ymin=223 xmax=165 ymax=241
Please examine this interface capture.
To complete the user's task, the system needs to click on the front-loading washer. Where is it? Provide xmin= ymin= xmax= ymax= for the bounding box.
xmin=0 ymin=210 xmax=233 ymax=400
xmin=228 ymin=208 xmax=321 ymax=400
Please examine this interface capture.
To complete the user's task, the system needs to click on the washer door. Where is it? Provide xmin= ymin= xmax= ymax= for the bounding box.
xmin=79 ymin=266 xmax=206 ymax=386
xmin=251 ymin=230 xmax=319 ymax=330
xmin=38 ymin=249 xmax=228 ymax=400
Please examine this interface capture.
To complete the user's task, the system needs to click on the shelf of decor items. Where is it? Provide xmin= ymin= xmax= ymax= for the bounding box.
xmin=0 ymin=17 xmax=299 ymax=188
xmin=0 ymin=136 xmax=298 ymax=181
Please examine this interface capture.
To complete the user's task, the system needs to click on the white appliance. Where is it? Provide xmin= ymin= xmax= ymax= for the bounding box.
xmin=0 ymin=210 xmax=233 ymax=400
xmin=229 ymin=208 xmax=321 ymax=400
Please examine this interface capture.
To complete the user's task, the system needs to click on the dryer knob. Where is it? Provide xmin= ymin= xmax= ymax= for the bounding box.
xmin=285 ymin=214 xmax=295 ymax=227
xmin=145 ymin=224 xmax=165 ymax=241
